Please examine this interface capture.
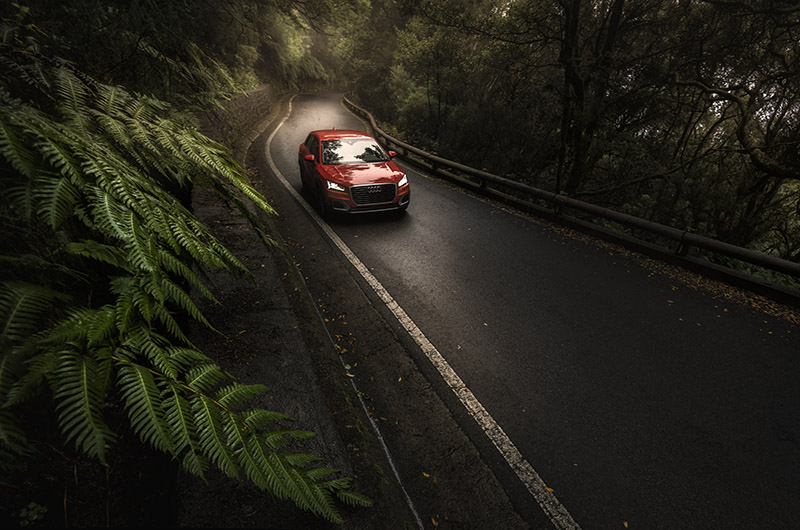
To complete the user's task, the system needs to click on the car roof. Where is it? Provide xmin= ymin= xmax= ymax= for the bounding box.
xmin=311 ymin=129 xmax=374 ymax=141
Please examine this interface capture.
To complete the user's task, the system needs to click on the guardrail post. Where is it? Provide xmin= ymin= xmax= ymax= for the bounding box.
xmin=676 ymin=228 xmax=695 ymax=256
xmin=553 ymin=194 xmax=563 ymax=215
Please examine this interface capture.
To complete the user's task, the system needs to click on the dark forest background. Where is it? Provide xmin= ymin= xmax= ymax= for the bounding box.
xmin=6 ymin=0 xmax=799 ymax=274
xmin=341 ymin=0 xmax=800 ymax=287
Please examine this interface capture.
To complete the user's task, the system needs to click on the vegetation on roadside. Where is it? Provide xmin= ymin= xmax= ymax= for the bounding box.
xmin=0 ymin=1 xmax=369 ymax=525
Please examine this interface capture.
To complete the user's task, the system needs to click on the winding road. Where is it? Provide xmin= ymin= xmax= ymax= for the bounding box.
xmin=261 ymin=92 xmax=799 ymax=529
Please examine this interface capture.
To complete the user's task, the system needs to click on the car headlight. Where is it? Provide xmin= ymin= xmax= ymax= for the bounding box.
xmin=326 ymin=180 xmax=346 ymax=192
xmin=398 ymin=174 xmax=408 ymax=187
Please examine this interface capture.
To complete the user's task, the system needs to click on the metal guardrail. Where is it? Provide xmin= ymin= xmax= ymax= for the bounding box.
xmin=343 ymin=95 xmax=800 ymax=281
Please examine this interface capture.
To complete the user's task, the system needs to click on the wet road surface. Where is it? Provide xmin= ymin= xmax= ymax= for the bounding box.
xmin=263 ymin=92 xmax=800 ymax=530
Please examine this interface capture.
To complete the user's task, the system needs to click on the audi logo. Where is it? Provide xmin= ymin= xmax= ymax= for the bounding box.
xmin=366 ymin=186 xmax=382 ymax=193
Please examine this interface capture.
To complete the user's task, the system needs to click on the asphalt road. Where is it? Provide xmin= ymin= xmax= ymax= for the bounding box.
xmin=264 ymin=92 xmax=799 ymax=529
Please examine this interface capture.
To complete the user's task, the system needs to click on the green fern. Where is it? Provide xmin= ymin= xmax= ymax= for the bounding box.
xmin=53 ymin=349 xmax=116 ymax=464
xmin=0 ymin=40 xmax=370 ymax=523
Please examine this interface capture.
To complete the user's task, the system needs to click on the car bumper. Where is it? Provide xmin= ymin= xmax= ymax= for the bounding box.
xmin=325 ymin=186 xmax=410 ymax=214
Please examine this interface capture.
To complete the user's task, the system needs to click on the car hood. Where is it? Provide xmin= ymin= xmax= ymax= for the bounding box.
xmin=321 ymin=162 xmax=404 ymax=186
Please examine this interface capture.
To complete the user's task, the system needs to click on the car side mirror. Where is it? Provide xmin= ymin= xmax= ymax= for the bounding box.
xmin=304 ymin=154 xmax=315 ymax=162
xmin=388 ymin=151 xmax=398 ymax=158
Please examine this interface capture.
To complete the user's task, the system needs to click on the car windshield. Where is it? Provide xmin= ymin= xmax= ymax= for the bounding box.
xmin=321 ymin=138 xmax=389 ymax=164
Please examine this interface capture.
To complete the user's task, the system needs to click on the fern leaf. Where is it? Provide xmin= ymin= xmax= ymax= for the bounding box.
xmin=68 ymin=240 xmax=129 ymax=269
xmin=163 ymin=386 xmax=206 ymax=477
xmin=194 ymin=393 xmax=239 ymax=479
xmin=264 ymin=428 xmax=317 ymax=450
xmin=53 ymin=69 xmax=91 ymax=134
xmin=117 ymin=361 xmax=174 ymax=454
xmin=151 ymin=303 xmax=191 ymax=344
xmin=0 ymin=104 xmax=37 ymax=179
xmin=54 ymin=350 xmax=115 ymax=464
xmin=35 ymin=134 xmax=82 ymax=182
xmin=34 ymin=172 xmax=81 ymax=229
xmin=267 ymin=448 xmax=342 ymax=523
xmin=335 ymin=488 xmax=374 ymax=508
xmin=215 ymin=382 xmax=270 ymax=410
xmin=127 ymin=328 xmax=197 ymax=379
xmin=163 ymin=345 xmax=207 ymax=368
xmin=186 ymin=363 xmax=227 ymax=394
xmin=86 ymin=306 xmax=117 ymax=348
xmin=0 ymin=282 xmax=66 ymax=347
xmin=243 ymin=409 xmax=293 ymax=430
xmin=159 ymin=277 xmax=212 ymax=329
xmin=284 ymin=453 xmax=325 ymax=469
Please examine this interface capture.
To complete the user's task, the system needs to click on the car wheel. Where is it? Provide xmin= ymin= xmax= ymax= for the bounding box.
xmin=299 ymin=167 xmax=307 ymax=190
xmin=316 ymin=186 xmax=331 ymax=218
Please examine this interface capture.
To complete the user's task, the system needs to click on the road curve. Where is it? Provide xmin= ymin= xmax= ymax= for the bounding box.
xmin=265 ymin=92 xmax=800 ymax=530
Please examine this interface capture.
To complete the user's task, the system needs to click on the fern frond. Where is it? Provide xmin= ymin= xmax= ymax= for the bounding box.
xmin=129 ymin=278 xmax=155 ymax=323
xmin=91 ymin=189 xmax=129 ymax=240
xmin=126 ymin=328 xmax=192 ymax=379
xmin=0 ymin=101 xmax=37 ymax=179
xmin=186 ymin=362 xmax=228 ymax=394
xmin=243 ymin=409 xmax=293 ymax=430
xmin=215 ymin=382 xmax=270 ymax=410
xmin=265 ymin=428 xmax=317 ymax=450
xmin=35 ymin=307 xmax=92 ymax=348
xmin=54 ymin=349 xmax=115 ymax=464
xmin=194 ymin=393 xmax=238 ymax=478
xmin=284 ymin=453 xmax=325 ymax=469
xmin=151 ymin=302 xmax=191 ymax=344
xmin=155 ymin=249 xmax=215 ymax=300
xmin=35 ymin=133 xmax=82 ymax=182
xmin=117 ymin=360 xmax=174 ymax=454
xmin=0 ymin=281 xmax=66 ymax=348
xmin=259 ymin=441 xmax=342 ymax=523
xmin=34 ymin=171 xmax=81 ymax=229
xmin=68 ymin=240 xmax=129 ymax=269
xmin=86 ymin=306 xmax=117 ymax=348
xmin=158 ymin=276 xmax=212 ymax=329
xmin=335 ymin=488 xmax=374 ymax=508
xmin=163 ymin=385 xmax=207 ymax=477
xmin=53 ymin=69 xmax=91 ymax=134
xmin=95 ymin=84 xmax=127 ymax=117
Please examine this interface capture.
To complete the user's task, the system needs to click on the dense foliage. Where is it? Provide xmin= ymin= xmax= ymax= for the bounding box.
xmin=337 ymin=0 xmax=800 ymax=277
xmin=0 ymin=1 xmax=370 ymax=525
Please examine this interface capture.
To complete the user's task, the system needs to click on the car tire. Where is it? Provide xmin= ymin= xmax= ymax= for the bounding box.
xmin=298 ymin=165 xmax=307 ymax=190
xmin=316 ymin=187 xmax=331 ymax=219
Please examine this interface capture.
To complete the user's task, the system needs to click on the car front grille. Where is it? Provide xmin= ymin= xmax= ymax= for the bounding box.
xmin=350 ymin=183 xmax=397 ymax=205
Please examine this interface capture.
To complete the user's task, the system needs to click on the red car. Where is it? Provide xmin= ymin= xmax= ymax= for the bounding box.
xmin=298 ymin=129 xmax=410 ymax=216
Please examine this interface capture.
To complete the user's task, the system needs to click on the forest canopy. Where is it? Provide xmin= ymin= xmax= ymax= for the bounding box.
xmin=334 ymin=0 xmax=800 ymax=275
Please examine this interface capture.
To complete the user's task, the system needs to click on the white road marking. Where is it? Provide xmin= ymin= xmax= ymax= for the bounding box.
xmin=265 ymin=95 xmax=581 ymax=530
